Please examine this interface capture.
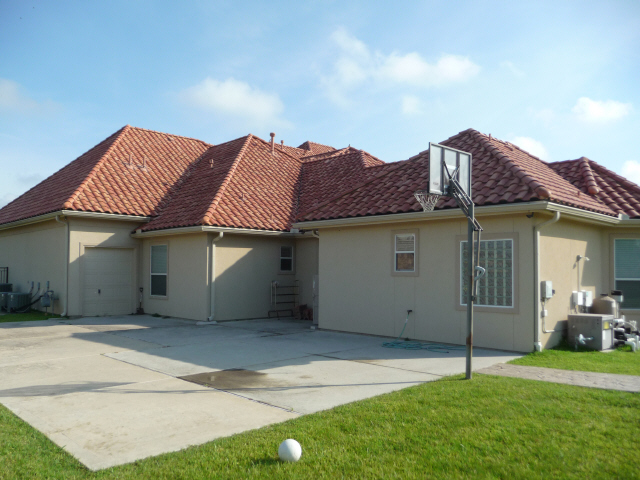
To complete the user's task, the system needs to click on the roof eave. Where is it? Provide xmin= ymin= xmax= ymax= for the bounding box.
xmin=0 ymin=210 xmax=151 ymax=232
xmin=294 ymin=201 xmax=622 ymax=230
xmin=131 ymin=225 xmax=308 ymax=238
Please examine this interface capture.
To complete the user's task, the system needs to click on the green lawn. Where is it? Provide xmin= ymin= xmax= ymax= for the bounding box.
xmin=1 ymin=375 xmax=638 ymax=479
xmin=509 ymin=340 xmax=640 ymax=376
xmin=0 ymin=310 xmax=61 ymax=323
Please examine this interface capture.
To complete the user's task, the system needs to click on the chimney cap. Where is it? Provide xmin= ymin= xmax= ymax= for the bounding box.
xmin=270 ymin=132 xmax=275 ymax=139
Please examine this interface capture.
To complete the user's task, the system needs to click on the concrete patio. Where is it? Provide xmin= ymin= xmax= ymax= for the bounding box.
xmin=0 ymin=315 xmax=521 ymax=470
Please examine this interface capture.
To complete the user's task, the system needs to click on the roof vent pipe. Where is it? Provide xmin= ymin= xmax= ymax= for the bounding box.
xmin=270 ymin=133 xmax=275 ymax=154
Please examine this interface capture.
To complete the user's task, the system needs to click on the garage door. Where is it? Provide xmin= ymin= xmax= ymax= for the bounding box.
xmin=82 ymin=248 xmax=134 ymax=316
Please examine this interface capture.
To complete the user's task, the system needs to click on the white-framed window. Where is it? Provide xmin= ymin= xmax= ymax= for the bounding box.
xmin=280 ymin=246 xmax=293 ymax=272
xmin=395 ymin=233 xmax=416 ymax=272
xmin=614 ymin=238 xmax=640 ymax=309
xmin=461 ymin=239 xmax=513 ymax=307
xmin=150 ymin=244 xmax=168 ymax=297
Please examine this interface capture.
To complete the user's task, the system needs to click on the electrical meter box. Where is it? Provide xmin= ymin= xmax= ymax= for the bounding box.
xmin=541 ymin=281 xmax=553 ymax=299
xmin=568 ymin=314 xmax=614 ymax=351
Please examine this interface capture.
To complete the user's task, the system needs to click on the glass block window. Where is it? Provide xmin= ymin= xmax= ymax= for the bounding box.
xmin=461 ymin=239 xmax=513 ymax=307
xmin=614 ymin=239 xmax=640 ymax=309
xmin=395 ymin=234 xmax=415 ymax=272
xmin=280 ymin=246 xmax=293 ymax=272
xmin=150 ymin=245 xmax=168 ymax=296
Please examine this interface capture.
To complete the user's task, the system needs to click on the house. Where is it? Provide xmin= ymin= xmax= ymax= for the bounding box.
xmin=1 ymin=126 xmax=639 ymax=352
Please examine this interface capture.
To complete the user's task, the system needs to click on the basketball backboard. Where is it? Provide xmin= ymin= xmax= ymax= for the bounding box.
xmin=428 ymin=143 xmax=472 ymax=198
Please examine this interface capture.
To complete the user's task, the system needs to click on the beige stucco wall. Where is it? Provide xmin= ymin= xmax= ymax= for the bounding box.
xmin=318 ymin=213 xmax=536 ymax=352
xmin=539 ymin=222 xmax=640 ymax=348
xmin=0 ymin=220 xmax=66 ymax=314
xmin=539 ymin=218 xmax=604 ymax=348
xmin=295 ymin=237 xmax=319 ymax=308
xmin=141 ymin=233 xmax=209 ymax=321
xmin=214 ymin=234 xmax=298 ymax=321
xmin=67 ymin=218 xmax=142 ymax=316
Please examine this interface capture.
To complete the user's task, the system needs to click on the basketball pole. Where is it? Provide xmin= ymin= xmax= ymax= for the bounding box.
xmin=466 ymin=203 xmax=475 ymax=380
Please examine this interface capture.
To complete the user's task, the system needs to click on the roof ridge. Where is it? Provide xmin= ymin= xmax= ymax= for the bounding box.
xmin=127 ymin=125 xmax=213 ymax=148
xmin=588 ymin=158 xmax=640 ymax=193
xmin=464 ymin=129 xmax=552 ymax=199
xmin=300 ymin=146 xmax=356 ymax=163
xmin=250 ymin=134 xmax=306 ymax=164
xmin=62 ymin=124 xmax=130 ymax=209
xmin=202 ymin=135 xmax=253 ymax=225
xmin=579 ymin=157 xmax=600 ymax=195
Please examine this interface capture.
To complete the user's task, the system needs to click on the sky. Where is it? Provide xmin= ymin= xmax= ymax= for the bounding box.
xmin=1 ymin=0 xmax=639 ymax=208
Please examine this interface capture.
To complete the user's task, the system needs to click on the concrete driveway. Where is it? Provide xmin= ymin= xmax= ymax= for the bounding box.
xmin=0 ymin=315 xmax=521 ymax=470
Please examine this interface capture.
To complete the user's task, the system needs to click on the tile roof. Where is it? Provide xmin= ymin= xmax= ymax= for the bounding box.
xmin=299 ymin=129 xmax=618 ymax=222
xmin=2 ymin=126 xmax=634 ymax=233
xmin=549 ymin=157 xmax=640 ymax=218
xmin=0 ymin=125 xmax=211 ymax=225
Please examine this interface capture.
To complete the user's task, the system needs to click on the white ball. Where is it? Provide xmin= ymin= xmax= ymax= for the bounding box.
xmin=278 ymin=438 xmax=302 ymax=462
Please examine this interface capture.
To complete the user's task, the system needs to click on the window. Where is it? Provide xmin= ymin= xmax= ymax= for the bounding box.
xmin=280 ymin=246 xmax=293 ymax=272
xmin=395 ymin=234 xmax=415 ymax=272
xmin=461 ymin=239 xmax=513 ymax=307
xmin=614 ymin=239 xmax=640 ymax=309
xmin=150 ymin=245 xmax=167 ymax=296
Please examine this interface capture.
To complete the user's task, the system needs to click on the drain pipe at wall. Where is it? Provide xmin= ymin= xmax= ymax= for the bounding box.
xmin=55 ymin=215 xmax=69 ymax=317
xmin=198 ymin=232 xmax=224 ymax=325
xmin=533 ymin=211 xmax=561 ymax=351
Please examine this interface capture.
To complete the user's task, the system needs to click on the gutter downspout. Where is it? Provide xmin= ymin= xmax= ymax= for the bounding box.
xmin=55 ymin=215 xmax=69 ymax=317
xmin=533 ymin=211 xmax=560 ymax=351
xmin=198 ymin=232 xmax=224 ymax=325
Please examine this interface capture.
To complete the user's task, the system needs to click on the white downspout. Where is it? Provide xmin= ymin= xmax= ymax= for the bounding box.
xmin=55 ymin=215 xmax=69 ymax=317
xmin=198 ymin=232 xmax=223 ymax=325
xmin=533 ymin=211 xmax=560 ymax=351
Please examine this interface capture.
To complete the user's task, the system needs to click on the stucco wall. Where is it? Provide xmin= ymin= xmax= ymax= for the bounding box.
xmin=214 ymin=235 xmax=298 ymax=321
xmin=0 ymin=220 xmax=66 ymax=313
xmin=295 ymin=237 xmax=319 ymax=308
xmin=318 ymin=213 xmax=536 ymax=352
xmin=539 ymin=218 xmax=604 ymax=348
xmin=141 ymin=233 xmax=209 ymax=321
xmin=68 ymin=218 xmax=142 ymax=316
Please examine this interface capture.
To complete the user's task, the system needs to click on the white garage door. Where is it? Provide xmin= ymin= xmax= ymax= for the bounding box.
xmin=83 ymin=248 xmax=134 ymax=316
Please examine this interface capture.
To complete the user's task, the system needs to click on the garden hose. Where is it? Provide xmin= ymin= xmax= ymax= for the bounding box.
xmin=382 ymin=310 xmax=466 ymax=353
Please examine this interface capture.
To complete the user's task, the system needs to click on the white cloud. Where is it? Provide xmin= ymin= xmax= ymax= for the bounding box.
xmin=179 ymin=77 xmax=289 ymax=128
xmin=572 ymin=97 xmax=632 ymax=123
xmin=322 ymin=28 xmax=480 ymax=105
xmin=622 ymin=160 xmax=640 ymax=185
xmin=511 ymin=136 xmax=549 ymax=160
xmin=401 ymin=95 xmax=422 ymax=115
xmin=0 ymin=78 xmax=56 ymax=114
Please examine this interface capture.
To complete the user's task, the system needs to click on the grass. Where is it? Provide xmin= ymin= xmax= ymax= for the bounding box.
xmin=509 ymin=340 xmax=640 ymax=376
xmin=1 ymin=375 xmax=638 ymax=479
xmin=0 ymin=310 xmax=61 ymax=323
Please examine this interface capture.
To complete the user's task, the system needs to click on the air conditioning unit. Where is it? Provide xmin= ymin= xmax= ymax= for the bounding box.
xmin=0 ymin=292 xmax=11 ymax=311
xmin=568 ymin=314 xmax=615 ymax=351
xmin=8 ymin=292 xmax=31 ymax=312
xmin=0 ymin=283 xmax=12 ymax=292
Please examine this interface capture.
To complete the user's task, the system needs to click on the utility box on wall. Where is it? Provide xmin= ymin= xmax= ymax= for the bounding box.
xmin=568 ymin=314 xmax=614 ymax=351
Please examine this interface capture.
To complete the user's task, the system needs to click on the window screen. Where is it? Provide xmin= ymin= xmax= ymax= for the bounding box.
xmin=615 ymin=239 xmax=640 ymax=309
xmin=280 ymin=246 xmax=293 ymax=272
xmin=395 ymin=234 xmax=415 ymax=272
xmin=150 ymin=245 xmax=167 ymax=296
xmin=461 ymin=239 xmax=513 ymax=307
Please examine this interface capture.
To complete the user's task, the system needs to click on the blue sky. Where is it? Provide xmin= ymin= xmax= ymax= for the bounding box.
xmin=1 ymin=0 xmax=639 ymax=208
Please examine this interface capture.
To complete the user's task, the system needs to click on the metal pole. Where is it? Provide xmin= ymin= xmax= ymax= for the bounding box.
xmin=466 ymin=203 xmax=475 ymax=379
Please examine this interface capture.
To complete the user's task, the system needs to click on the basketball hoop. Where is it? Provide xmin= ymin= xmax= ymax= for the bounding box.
xmin=414 ymin=189 xmax=440 ymax=212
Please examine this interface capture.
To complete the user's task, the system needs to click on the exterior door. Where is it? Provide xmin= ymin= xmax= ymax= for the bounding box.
xmin=82 ymin=247 xmax=134 ymax=316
